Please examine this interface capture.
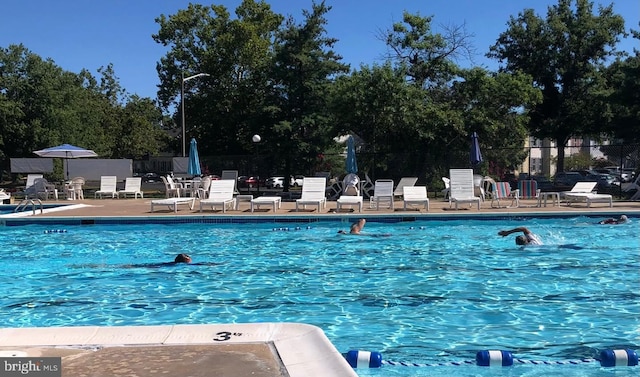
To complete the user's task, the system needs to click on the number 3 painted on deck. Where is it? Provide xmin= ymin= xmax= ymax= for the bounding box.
xmin=213 ymin=331 xmax=232 ymax=341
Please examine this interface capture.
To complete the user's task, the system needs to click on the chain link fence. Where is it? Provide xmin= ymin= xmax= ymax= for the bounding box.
xmin=134 ymin=143 xmax=640 ymax=197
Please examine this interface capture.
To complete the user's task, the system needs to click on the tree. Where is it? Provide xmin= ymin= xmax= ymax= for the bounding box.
xmin=268 ymin=1 xmax=349 ymax=189
xmin=605 ymin=29 xmax=640 ymax=143
xmin=0 ymin=44 xmax=165 ymax=177
xmin=153 ymin=0 xmax=283 ymax=157
xmin=381 ymin=11 xmax=475 ymax=88
xmin=488 ymin=0 xmax=626 ymax=172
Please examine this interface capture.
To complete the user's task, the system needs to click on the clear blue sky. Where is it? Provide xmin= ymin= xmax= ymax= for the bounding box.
xmin=1 ymin=0 xmax=638 ymax=100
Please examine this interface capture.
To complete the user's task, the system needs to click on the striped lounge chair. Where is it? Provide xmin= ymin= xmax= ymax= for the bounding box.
xmin=490 ymin=181 xmax=519 ymax=208
xmin=517 ymin=180 xmax=541 ymax=207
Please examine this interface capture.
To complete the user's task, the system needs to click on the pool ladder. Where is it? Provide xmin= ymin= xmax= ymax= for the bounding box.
xmin=14 ymin=199 xmax=43 ymax=215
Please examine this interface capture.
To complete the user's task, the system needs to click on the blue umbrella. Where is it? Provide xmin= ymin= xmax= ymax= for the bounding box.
xmin=345 ymin=135 xmax=358 ymax=174
xmin=470 ymin=132 xmax=483 ymax=166
xmin=187 ymin=138 xmax=201 ymax=176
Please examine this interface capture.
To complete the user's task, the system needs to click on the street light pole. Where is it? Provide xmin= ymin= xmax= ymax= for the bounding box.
xmin=181 ymin=72 xmax=210 ymax=157
xmin=253 ymin=134 xmax=261 ymax=194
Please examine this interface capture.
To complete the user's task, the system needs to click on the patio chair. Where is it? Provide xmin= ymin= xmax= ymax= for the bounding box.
xmin=94 ymin=176 xmax=118 ymax=199
xmin=490 ymin=181 xmax=519 ymax=208
xmin=441 ymin=177 xmax=450 ymax=199
xmin=402 ymin=186 xmax=430 ymax=211
xmin=517 ymin=180 xmax=541 ymax=207
xmin=25 ymin=174 xmax=43 ymax=191
xmin=199 ymin=179 xmax=236 ymax=213
xmin=65 ymin=177 xmax=86 ymax=200
xmin=25 ymin=178 xmax=58 ymax=200
xmin=295 ymin=177 xmax=327 ymax=212
xmin=161 ymin=176 xmax=181 ymax=198
xmin=370 ymin=179 xmax=395 ymax=210
xmin=197 ymin=176 xmax=213 ymax=198
xmin=449 ymin=169 xmax=481 ymax=210
xmin=118 ymin=177 xmax=143 ymax=199
xmin=342 ymin=173 xmax=360 ymax=196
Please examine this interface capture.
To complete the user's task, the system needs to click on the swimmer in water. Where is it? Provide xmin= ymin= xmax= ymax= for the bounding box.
xmin=338 ymin=218 xmax=366 ymax=234
xmin=597 ymin=215 xmax=628 ymax=225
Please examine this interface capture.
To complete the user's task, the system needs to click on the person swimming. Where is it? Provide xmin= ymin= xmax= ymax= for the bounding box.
xmin=598 ymin=215 xmax=628 ymax=225
xmin=498 ymin=227 xmax=543 ymax=245
xmin=338 ymin=219 xmax=367 ymax=234
xmin=174 ymin=253 xmax=192 ymax=263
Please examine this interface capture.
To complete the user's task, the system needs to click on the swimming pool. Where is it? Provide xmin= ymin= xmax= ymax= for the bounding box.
xmin=1 ymin=216 xmax=638 ymax=376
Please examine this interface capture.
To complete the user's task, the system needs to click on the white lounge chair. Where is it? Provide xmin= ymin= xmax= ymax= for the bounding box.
xmin=393 ymin=177 xmax=418 ymax=199
xmin=199 ymin=179 xmax=236 ymax=213
xmin=371 ymin=179 xmax=394 ymax=210
xmin=221 ymin=170 xmax=239 ymax=194
xmin=563 ymin=181 xmax=597 ymax=195
xmin=295 ymin=177 xmax=327 ymax=212
xmin=118 ymin=177 xmax=143 ymax=199
xmin=449 ymin=169 xmax=481 ymax=210
xmin=94 ymin=176 xmax=118 ymax=199
xmin=402 ymin=186 xmax=430 ymax=211
xmin=336 ymin=174 xmax=363 ymax=212
xmin=150 ymin=197 xmax=195 ymax=212
xmin=562 ymin=181 xmax=612 ymax=207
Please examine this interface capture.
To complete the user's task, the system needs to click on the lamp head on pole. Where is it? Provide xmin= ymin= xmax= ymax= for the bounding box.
xmin=252 ymin=134 xmax=261 ymax=143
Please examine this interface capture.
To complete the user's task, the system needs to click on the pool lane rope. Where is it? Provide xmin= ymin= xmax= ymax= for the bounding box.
xmin=345 ymin=349 xmax=639 ymax=369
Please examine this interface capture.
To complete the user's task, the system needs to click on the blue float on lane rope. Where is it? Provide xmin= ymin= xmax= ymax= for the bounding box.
xmin=476 ymin=350 xmax=514 ymax=366
xmin=345 ymin=350 xmax=382 ymax=368
xmin=600 ymin=349 xmax=638 ymax=367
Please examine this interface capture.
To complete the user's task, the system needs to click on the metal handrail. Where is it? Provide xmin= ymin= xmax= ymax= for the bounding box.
xmin=14 ymin=199 xmax=43 ymax=215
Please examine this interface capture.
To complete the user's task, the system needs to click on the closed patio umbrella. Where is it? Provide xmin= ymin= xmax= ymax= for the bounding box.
xmin=187 ymin=138 xmax=201 ymax=176
xmin=34 ymin=144 xmax=97 ymax=180
xmin=470 ymin=132 xmax=483 ymax=167
xmin=346 ymin=135 xmax=358 ymax=174
xmin=343 ymin=135 xmax=360 ymax=195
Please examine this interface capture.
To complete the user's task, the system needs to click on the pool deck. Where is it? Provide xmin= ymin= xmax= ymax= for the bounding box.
xmin=2 ymin=195 xmax=639 ymax=377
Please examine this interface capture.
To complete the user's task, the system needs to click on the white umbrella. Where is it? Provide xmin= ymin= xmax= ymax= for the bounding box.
xmin=34 ymin=144 xmax=98 ymax=180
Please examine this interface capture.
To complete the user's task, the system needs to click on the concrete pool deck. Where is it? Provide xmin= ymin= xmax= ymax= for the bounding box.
xmin=1 ymin=195 xmax=639 ymax=376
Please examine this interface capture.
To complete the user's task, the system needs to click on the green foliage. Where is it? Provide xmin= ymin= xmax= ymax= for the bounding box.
xmin=564 ymin=152 xmax=593 ymax=170
xmin=488 ymin=0 xmax=626 ymax=171
xmin=0 ymin=44 xmax=166 ymax=173
xmin=605 ymin=47 xmax=640 ymax=143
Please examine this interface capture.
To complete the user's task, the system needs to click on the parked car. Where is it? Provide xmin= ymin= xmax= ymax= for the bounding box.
xmin=526 ymin=175 xmax=554 ymax=192
xmin=141 ymin=173 xmax=161 ymax=183
xmin=238 ymin=176 xmax=262 ymax=188
xmin=553 ymin=172 xmax=585 ymax=190
xmin=265 ymin=175 xmax=305 ymax=189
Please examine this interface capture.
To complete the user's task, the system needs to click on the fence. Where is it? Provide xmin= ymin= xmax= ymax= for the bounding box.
xmin=132 ymin=143 xmax=640 ymax=193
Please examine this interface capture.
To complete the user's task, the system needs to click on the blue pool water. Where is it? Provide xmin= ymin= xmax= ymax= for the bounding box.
xmin=1 ymin=216 xmax=638 ymax=377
